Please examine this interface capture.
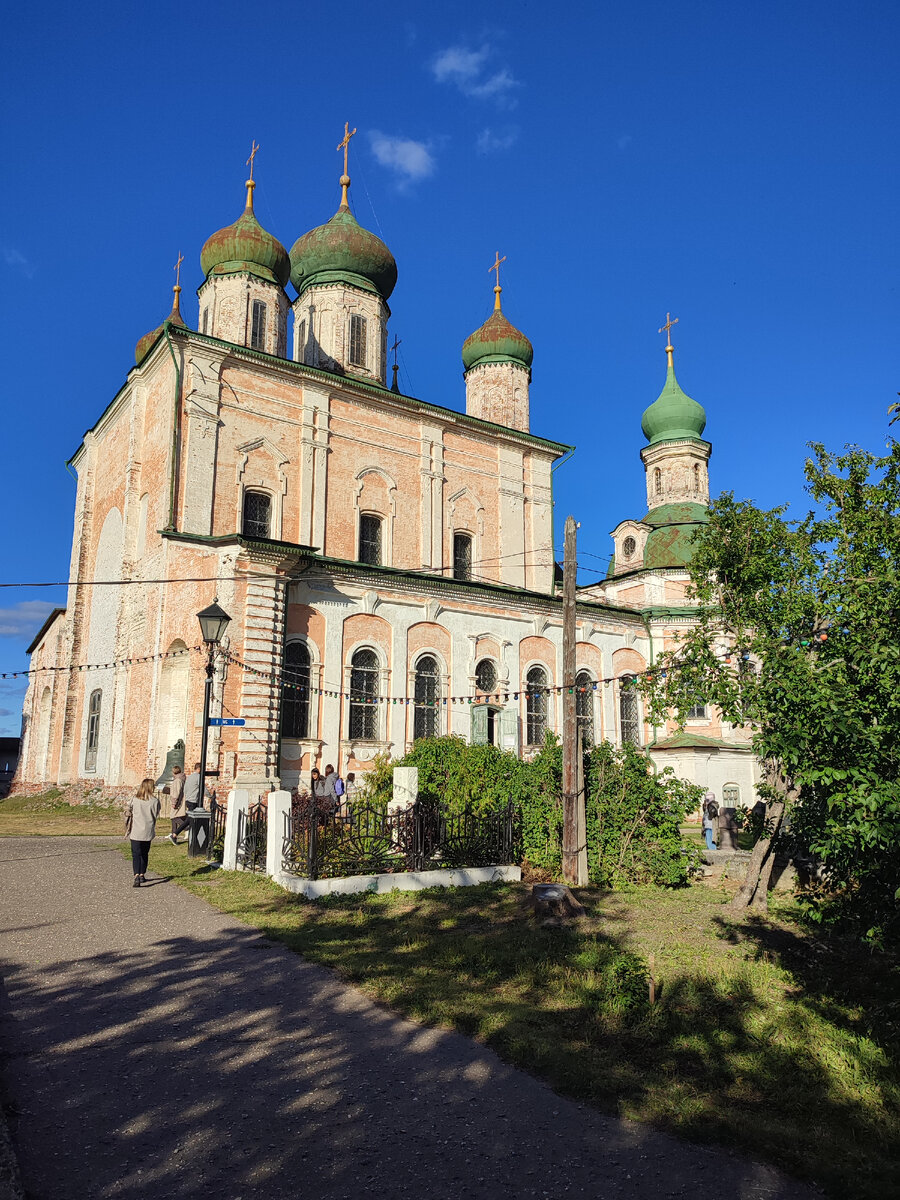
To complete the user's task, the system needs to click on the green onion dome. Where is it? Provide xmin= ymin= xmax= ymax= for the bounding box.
xmin=289 ymin=205 xmax=397 ymax=300
xmin=641 ymin=355 xmax=707 ymax=445
xmin=200 ymin=181 xmax=290 ymax=288
xmin=462 ymin=290 xmax=533 ymax=371
xmin=135 ymin=286 xmax=187 ymax=365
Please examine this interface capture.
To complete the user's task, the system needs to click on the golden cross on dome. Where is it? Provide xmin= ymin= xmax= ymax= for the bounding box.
xmin=337 ymin=123 xmax=357 ymax=209
xmin=489 ymin=252 xmax=507 ymax=310
xmin=173 ymin=252 xmax=184 ymax=290
xmin=246 ymin=140 xmax=260 ymax=180
xmin=658 ymin=311 xmax=678 ymax=347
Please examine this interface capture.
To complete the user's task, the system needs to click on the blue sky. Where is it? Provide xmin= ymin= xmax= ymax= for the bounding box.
xmin=1 ymin=1 xmax=898 ymax=735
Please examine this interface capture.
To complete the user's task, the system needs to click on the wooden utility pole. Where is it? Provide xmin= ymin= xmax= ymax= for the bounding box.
xmin=562 ymin=515 xmax=588 ymax=885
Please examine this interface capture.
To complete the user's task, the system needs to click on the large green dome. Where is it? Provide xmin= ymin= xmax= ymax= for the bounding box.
xmin=641 ymin=357 xmax=706 ymax=445
xmin=289 ymin=207 xmax=397 ymax=300
xmin=462 ymin=304 xmax=533 ymax=371
xmin=135 ymin=288 xmax=187 ymax=365
xmin=200 ymin=182 xmax=290 ymax=288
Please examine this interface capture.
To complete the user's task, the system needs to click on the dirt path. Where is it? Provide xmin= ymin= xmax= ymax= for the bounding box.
xmin=0 ymin=837 xmax=818 ymax=1199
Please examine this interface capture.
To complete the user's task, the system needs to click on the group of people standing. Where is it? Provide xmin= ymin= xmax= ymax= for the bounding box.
xmin=309 ymin=764 xmax=356 ymax=815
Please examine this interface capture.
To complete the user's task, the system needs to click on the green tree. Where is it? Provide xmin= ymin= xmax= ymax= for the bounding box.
xmin=640 ymin=441 xmax=900 ymax=936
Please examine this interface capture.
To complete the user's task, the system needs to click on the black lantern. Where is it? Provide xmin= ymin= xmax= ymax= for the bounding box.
xmin=197 ymin=602 xmax=231 ymax=645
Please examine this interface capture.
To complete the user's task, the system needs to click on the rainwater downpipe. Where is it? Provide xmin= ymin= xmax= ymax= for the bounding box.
xmin=163 ymin=323 xmax=183 ymax=532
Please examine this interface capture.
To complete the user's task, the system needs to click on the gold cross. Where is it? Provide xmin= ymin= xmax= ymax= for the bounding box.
xmin=337 ymin=122 xmax=357 ymax=176
xmin=658 ymin=312 xmax=678 ymax=347
xmin=246 ymin=140 xmax=260 ymax=180
xmin=489 ymin=251 xmax=507 ymax=288
xmin=173 ymin=252 xmax=184 ymax=289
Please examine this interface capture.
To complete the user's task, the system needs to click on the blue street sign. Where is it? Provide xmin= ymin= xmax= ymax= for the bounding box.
xmin=208 ymin=718 xmax=246 ymax=727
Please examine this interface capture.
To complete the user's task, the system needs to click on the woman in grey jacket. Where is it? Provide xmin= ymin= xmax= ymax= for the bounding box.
xmin=127 ymin=779 xmax=161 ymax=888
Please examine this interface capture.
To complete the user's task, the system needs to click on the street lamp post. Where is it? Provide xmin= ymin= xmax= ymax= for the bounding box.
xmin=196 ymin=602 xmax=231 ymax=810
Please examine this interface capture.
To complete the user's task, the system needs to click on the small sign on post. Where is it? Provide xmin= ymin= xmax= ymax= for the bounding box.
xmin=208 ymin=718 xmax=246 ymax=727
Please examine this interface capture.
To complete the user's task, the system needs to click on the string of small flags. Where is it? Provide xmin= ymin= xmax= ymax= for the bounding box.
xmin=0 ymin=644 xmax=205 ymax=681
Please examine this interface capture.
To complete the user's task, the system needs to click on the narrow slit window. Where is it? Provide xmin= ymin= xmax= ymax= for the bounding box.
xmin=85 ymin=689 xmax=102 ymax=772
xmin=654 ymin=468 xmax=663 ymax=496
xmin=453 ymin=533 xmax=473 ymax=581
xmin=349 ymin=649 xmax=379 ymax=739
xmin=414 ymin=655 xmax=439 ymax=740
xmin=242 ymin=491 xmax=271 ymax=540
xmin=282 ymin=642 xmax=311 ymax=739
xmin=297 ymin=319 xmax=307 ymax=363
xmin=349 ymin=313 xmax=367 ymax=367
xmin=201 ymin=307 xmax=209 ymax=335
xmin=251 ymin=300 xmax=267 ymax=350
xmin=358 ymin=514 xmax=382 ymax=565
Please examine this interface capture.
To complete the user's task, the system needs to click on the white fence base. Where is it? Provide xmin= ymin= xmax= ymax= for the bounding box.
xmin=274 ymin=864 xmax=521 ymax=900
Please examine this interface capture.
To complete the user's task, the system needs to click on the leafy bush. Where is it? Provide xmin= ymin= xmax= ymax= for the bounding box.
xmin=365 ymin=734 xmax=700 ymax=888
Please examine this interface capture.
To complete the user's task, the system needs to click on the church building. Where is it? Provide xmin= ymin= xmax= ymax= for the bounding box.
xmin=15 ymin=135 xmax=757 ymax=808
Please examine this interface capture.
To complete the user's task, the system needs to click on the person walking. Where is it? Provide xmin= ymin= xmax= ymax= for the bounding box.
xmin=126 ymin=779 xmax=160 ymax=888
xmin=167 ymin=764 xmax=186 ymax=844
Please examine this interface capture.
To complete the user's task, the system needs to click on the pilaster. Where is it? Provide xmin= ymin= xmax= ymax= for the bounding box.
xmin=181 ymin=347 xmax=225 ymax=535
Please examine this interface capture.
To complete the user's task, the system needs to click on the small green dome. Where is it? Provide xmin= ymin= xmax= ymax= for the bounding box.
xmin=641 ymin=357 xmax=706 ymax=445
xmin=289 ymin=207 xmax=397 ymax=300
xmin=462 ymin=305 xmax=533 ymax=372
xmin=200 ymin=182 xmax=290 ymax=288
xmin=135 ymin=289 xmax=187 ymax=365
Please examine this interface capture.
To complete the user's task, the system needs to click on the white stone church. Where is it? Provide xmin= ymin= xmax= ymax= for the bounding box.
xmin=15 ymin=140 xmax=757 ymax=808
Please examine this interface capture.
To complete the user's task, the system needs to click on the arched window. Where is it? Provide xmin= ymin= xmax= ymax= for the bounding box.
xmin=201 ymin=307 xmax=209 ymax=335
xmin=575 ymin=670 xmax=594 ymax=748
xmin=654 ymin=467 xmax=663 ymax=496
xmin=453 ymin=532 xmax=473 ymax=581
xmin=282 ymin=642 xmax=311 ymax=739
xmin=475 ymin=658 xmax=497 ymax=695
xmin=243 ymin=490 xmax=271 ymax=540
xmin=693 ymin=463 xmax=700 ymax=494
xmin=250 ymin=300 xmax=267 ymax=350
xmin=413 ymin=655 xmax=439 ymax=740
xmin=526 ymin=665 xmax=548 ymax=746
xmin=85 ymin=689 xmax=102 ymax=771
xmin=723 ymin=784 xmax=741 ymax=808
xmin=349 ymin=313 xmax=367 ymax=367
xmin=619 ymin=676 xmax=641 ymax=746
xmin=349 ymin=649 xmax=379 ymax=739
xmin=358 ymin=514 xmax=382 ymax=565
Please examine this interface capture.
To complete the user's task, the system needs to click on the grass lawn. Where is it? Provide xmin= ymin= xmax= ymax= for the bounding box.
xmin=145 ymin=842 xmax=898 ymax=1200
xmin=3 ymin=797 xmax=897 ymax=1198
xmin=0 ymin=791 xmax=172 ymax=837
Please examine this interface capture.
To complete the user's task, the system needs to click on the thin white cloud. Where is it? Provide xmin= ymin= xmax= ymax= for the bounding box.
xmin=2 ymin=247 xmax=35 ymax=279
xmin=476 ymin=127 xmax=519 ymax=154
xmin=0 ymin=601 xmax=60 ymax=640
xmin=369 ymin=132 xmax=436 ymax=185
xmin=431 ymin=45 xmax=519 ymax=107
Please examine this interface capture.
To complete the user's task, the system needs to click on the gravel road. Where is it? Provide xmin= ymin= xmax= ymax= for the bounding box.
xmin=0 ymin=837 xmax=818 ymax=1199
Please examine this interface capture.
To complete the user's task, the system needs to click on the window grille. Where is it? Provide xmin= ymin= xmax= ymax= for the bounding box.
xmin=281 ymin=642 xmax=311 ymax=739
xmin=575 ymin=670 xmax=594 ymax=748
xmin=349 ymin=649 xmax=379 ymax=739
xmin=654 ymin=468 xmax=663 ymax=496
xmin=414 ymin=655 xmax=439 ymax=739
xmin=453 ymin=533 xmax=473 ymax=581
xmin=526 ymin=666 xmax=548 ymax=745
xmin=85 ymin=689 xmax=101 ymax=771
xmin=349 ymin=313 xmax=367 ymax=367
xmin=687 ymin=703 xmax=708 ymax=720
xmin=619 ymin=677 xmax=641 ymax=746
xmin=475 ymin=659 xmax=497 ymax=694
xmin=723 ymin=784 xmax=741 ymax=808
xmin=242 ymin=491 xmax=271 ymax=540
xmin=358 ymin=514 xmax=382 ymax=565
xmin=622 ymin=535 xmax=636 ymax=560
xmin=251 ymin=300 xmax=267 ymax=350
xmin=693 ymin=463 xmax=700 ymax=493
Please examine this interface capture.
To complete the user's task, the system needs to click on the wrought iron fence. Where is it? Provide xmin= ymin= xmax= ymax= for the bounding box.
xmin=207 ymin=796 xmax=228 ymax=863
xmin=282 ymin=796 xmax=519 ymax=880
xmin=236 ymin=799 xmax=268 ymax=872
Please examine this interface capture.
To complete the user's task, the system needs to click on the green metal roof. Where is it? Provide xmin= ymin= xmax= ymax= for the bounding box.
xmin=641 ymin=357 xmax=707 ymax=445
xmin=290 ymin=207 xmax=397 ymax=300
